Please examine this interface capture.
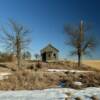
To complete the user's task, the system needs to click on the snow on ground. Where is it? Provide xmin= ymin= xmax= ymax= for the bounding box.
xmin=0 ymin=72 xmax=12 ymax=80
xmin=0 ymin=73 xmax=11 ymax=76
xmin=70 ymin=87 xmax=100 ymax=100
xmin=73 ymin=81 xmax=83 ymax=86
xmin=0 ymin=88 xmax=68 ymax=100
xmin=48 ymin=69 xmax=93 ymax=73
xmin=0 ymin=87 xmax=99 ymax=100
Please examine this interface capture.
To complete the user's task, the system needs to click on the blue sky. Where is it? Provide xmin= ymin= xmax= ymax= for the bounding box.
xmin=0 ymin=0 xmax=100 ymax=60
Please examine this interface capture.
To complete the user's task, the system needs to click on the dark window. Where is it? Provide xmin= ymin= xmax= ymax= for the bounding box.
xmin=54 ymin=53 xmax=56 ymax=58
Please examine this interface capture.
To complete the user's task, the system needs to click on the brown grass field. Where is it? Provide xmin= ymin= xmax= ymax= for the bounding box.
xmin=0 ymin=60 xmax=100 ymax=90
xmin=83 ymin=60 xmax=100 ymax=70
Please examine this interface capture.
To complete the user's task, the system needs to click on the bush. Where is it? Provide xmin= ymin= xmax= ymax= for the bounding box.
xmin=35 ymin=62 xmax=42 ymax=69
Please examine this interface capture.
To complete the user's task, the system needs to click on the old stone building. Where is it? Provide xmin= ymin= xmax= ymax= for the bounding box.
xmin=40 ymin=44 xmax=59 ymax=62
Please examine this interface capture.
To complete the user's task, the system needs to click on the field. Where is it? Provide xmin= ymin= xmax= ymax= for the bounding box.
xmin=0 ymin=61 xmax=100 ymax=100
xmin=83 ymin=60 xmax=100 ymax=70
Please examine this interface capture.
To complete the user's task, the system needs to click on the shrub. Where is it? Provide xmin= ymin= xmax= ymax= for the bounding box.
xmin=35 ymin=62 xmax=42 ymax=69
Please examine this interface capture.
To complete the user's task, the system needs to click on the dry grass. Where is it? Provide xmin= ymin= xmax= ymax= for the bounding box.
xmin=63 ymin=71 xmax=100 ymax=89
xmin=83 ymin=60 xmax=100 ymax=70
xmin=47 ymin=61 xmax=99 ymax=72
xmin=0 ymin=60 xmax=100 ymax=90
xmin=0 ymin=69 xmax=66 ymax=90
xmin=0 ymin=60 xmax=99 ymax=72
xmin=0 ymin=69 xmax=100 ymax=90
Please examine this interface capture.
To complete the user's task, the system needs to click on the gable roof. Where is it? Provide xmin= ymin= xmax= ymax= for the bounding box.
xmin=40 ymin=44 xmax=59 ymax=53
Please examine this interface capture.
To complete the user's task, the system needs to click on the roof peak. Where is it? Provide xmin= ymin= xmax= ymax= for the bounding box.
xmin=47 ymin=43 xmax=52 ymax=46
xmin=41 ymin=44 xmax=59 ymax=53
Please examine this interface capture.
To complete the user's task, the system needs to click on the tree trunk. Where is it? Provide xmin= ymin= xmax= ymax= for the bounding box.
xmin=77 ymin=20 xmax=83 ymax=67
xmin=78 ymin=50 xmax=82 ymax=67
xmin=17 ymin=55 xmax=21 ymax=68
xmin=17 ymin=50 xmax=21 ymax=69
xmin=16 ymin=34 xmax=21 ymax=69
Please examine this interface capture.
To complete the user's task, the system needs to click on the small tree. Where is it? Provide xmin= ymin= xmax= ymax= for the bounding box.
xmin=34 ymin=54 xmax=40 ymax=60
xmin=1 ymin=20 xmax=31 ymax=68
xmin=64 ymin=21 xmax=97 ymax=67
xmin=22 ymin=51 xmax=31 ymax=60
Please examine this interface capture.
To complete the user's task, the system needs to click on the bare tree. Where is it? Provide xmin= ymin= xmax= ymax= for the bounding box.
xmin=64 ymin=21 xmax=97 ymax=67
xmin=1 ymin=20 xmax=31 ymax=68
xmin=34 ymin=54 xmax=40 ymax=60
xmin=22 ymin=51 xmax=31 ymax=60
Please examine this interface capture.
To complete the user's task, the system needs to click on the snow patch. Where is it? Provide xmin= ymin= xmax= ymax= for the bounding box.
xmin=73 ymin=81 xmax=83 ymax=86
xmin=48 ymin=69 xmax=93 ymax=73
xmin=0 ymin=72 xmax=12 ymax=80
xmin=0 ymin=87 xmax=99 ymax=100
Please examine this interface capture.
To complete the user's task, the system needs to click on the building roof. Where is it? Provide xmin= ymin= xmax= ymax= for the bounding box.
xmin=40 ymin=44 xmax=59 ymax=53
